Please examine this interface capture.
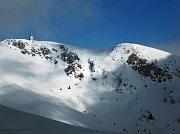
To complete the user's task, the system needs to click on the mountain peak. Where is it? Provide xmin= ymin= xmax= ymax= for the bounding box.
xmin=0 ymin=39 xmax=180 ymax=133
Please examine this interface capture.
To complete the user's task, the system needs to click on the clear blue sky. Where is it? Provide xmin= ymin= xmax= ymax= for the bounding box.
xmin=0 ymin=0 xmax=179 ymax=55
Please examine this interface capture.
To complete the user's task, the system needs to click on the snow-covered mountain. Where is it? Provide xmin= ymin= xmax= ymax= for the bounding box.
xmin=0 ymin=39 xmax=180 ymax=134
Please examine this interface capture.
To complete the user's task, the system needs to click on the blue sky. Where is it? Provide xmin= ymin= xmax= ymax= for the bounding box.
xmin=0 ymin=0 xmax=179 ymax=55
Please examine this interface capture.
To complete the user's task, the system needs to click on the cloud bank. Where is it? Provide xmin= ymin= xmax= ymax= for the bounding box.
xmin=0 ymin=0 xmax=101 ymax=40
xmin=154 ymin=41 xmax=180 ymax=57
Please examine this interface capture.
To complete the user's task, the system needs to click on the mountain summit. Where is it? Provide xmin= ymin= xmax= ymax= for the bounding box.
xmin=0 ymin=39 xmax=180 ymax=134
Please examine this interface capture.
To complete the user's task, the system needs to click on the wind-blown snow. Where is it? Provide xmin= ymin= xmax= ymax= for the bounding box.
xmin=0 ymin=39 xmax=180 ymax=134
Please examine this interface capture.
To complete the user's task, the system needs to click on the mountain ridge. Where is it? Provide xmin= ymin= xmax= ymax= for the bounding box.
xmin=0 ymin=39 xmax=180 ymax=134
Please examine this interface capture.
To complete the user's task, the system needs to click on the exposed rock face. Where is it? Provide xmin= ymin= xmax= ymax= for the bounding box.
xmin=4 ymin=39 xmax=85 ymax=80
xmin=61 ymin=51 xmax=80 ymax=64
xmin=59 ymin=45 xmax=84 ymax=80
xmin=41 ymin=46 xmax=51 ymax=55
xmin=126 ymin=53 xmax=177 ymax=83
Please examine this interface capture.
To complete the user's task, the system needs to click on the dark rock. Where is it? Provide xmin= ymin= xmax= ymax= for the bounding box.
xmin=148 ymin=114 xmax=155 ymax=120
xmin=170 ymin=98 xmax=176 ymax=104
xmin=61 ymin=51 xmax=80 ymax=64
xmin=18 ymin=42 xmax=25 ymax=49
xmin=88 ymin=59 xmax=95 ymax=72
xmin=52 ymin=48 xmax=58 ymax=52
xmin=126 ymin=53 xmax=174 ymax=82
xmin=41 ymin=46 xmax=51 ymax=55
xmin=54 ymin=60 xmax=58 ymax=65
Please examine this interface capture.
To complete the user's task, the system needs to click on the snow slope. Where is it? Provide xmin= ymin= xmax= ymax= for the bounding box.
xmin=0 ymin=104 xmax=119 ymax=134
xmin=0 ymin=39 xmax=180 ymax=134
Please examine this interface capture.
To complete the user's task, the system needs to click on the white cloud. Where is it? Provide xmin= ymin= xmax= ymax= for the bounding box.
xmin=154 ymin=41 xmax=180 ymax=57
xmin=0 ymin=0 xmax=103 ymax=40
xmin=0 ymin=0 xmax=51 ymax=37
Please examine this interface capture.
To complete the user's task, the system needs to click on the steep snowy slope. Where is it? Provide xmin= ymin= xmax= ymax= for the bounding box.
xmin=0 ymin=39 xmax=180 ymax=134
xmin=0 ymin=104 xmax=119 ymax=134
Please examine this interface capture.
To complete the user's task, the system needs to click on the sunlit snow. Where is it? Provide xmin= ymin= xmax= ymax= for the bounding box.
xmin=0 ymin=39 xmax=180 ymax=134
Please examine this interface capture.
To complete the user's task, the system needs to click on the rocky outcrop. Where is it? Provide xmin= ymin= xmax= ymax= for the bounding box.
xmin=126 ymin=53 xmax=178 ymax=83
